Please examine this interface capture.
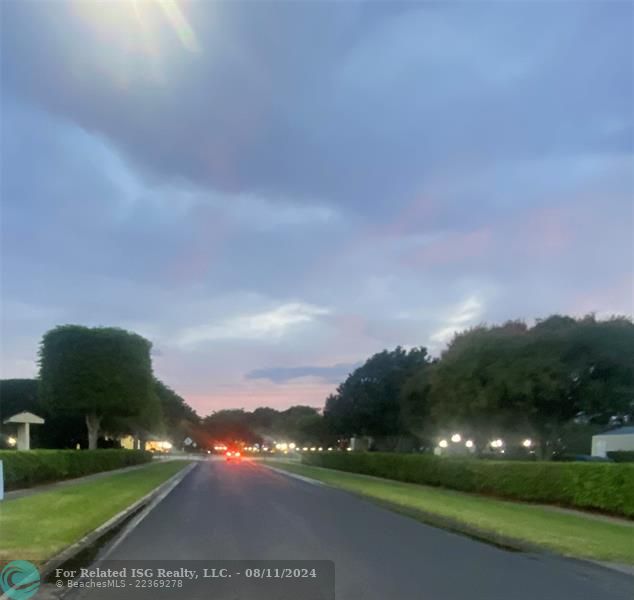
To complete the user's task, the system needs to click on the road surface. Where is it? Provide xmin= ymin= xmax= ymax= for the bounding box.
xmin=93 ymin=459 xmax=633 ymax=600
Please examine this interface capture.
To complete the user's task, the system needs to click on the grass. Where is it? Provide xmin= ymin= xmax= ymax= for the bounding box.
xmin=0 ymin=460 xmax=191 ymax=562
xmin=266 ymin=460 xmax=634 ymax=564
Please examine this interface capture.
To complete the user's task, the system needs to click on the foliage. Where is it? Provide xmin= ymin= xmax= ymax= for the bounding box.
xmin=153 ymin=379 xmax=200 ymax=445
xmin=0 ymin=379 xmax=39 ymax=419
xmin=607 ymin=451 xmax=634 ymax=463
xmin=324 ymin=347 xmax=431 ymax=439
xmin=200 ymin=405 xmax=332 ymax=447
xmin=0 ymin=449 xmax=151 ymax=490
xmin=203 ymin=409 xmax=261 ymax=446
xmin=0 ymin=378 xmax=88 ymax=449
xmin=407 ymin=315 xmax=634 ymax=455
xmin=38 ymin=325 xmax=155 ymax=449
xmin=302 ymin=452 xmax=634 ymax=517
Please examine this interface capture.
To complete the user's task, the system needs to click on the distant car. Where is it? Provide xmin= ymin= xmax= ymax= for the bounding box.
xmin=225 ymin=450 xmax=242 ymax=462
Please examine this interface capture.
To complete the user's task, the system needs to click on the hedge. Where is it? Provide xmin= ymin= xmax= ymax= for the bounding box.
xmin=0 ymin=449 xmax=152 ymax=491
xmin=302 ymin=452 xmax=634 ymax=518
xmin=607 ymin=451 xmax=634 ymax=463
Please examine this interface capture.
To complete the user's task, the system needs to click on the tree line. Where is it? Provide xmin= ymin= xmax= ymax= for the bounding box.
xmin=324 ymin=314 xmax=634 ymax=457
xmin=1 ymin=315 xmax=632 ymax=457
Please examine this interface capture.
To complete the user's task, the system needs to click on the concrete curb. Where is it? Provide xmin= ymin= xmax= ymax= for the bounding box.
xmin=97 ymin=462 xmax=198 ymax=561
xmin=262 ymin=463 xmax=634 ymax=579
xmin=261 ymin=464 xmax=325 ymax=486
xmin=39 ymin=462 xmax=197 ymax=578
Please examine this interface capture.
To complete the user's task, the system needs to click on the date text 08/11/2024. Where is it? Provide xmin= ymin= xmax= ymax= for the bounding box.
xmin=54 ymin=567 xmax=320 ymax=580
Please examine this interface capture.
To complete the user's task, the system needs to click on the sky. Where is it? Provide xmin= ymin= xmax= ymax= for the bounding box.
xmin=1 ymin=0 xmax=632 ymax=416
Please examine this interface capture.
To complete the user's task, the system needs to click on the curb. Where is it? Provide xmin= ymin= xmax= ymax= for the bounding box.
xmin=39 ymin=462 xmax=197 ymax=578
xmin=97 ymin=462 xmax=197 ymax=560
xmin=262 ymin=464 xmax=634 ymax=579
xmin=261 ymin=464 xmax=325 ymax=486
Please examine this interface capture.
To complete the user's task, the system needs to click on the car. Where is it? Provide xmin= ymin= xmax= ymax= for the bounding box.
xmin=225 ymin=450 xmax=242 ymax=462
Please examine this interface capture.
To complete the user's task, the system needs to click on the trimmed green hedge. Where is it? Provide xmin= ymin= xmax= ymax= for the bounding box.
xmin=608 ymin=451 xmax=634 ymax=463
xmin=0 ymin=449 xmax=152 ymax=491
xmin=302 ymin=452 xmax=634 ymax=518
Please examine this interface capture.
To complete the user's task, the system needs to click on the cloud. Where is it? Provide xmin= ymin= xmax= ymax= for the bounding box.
xmin=245 ymin=363 xmax=359 ymax=384
xmin=1 ymin=2 xmax=631 ymax=414
xmin=2 ymin=1 xmax=630 ymax=214
xmin=429 ymin=296 xmax=485 ymax=352
xmin=176 ymin=302 xmax=331 ymax=346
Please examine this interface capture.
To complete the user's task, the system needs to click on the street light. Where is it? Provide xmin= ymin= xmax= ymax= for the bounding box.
xmin=465 ymin=440 xmax=474 ymax=449
xmin=7 ymin=436 xmax=16 ymax=447
xmin=522 ymin=438 xmax=532 ymax=448
xmin=439 ymin=439 xmax=448 ymax=448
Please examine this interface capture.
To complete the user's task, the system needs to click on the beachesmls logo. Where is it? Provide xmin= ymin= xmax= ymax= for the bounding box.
xmin=0 ymin=561 xmax=40 ymax=600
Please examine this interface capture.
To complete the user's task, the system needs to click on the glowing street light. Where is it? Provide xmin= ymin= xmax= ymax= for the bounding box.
xmin=439 ymin=439 xmax=448 ymax=448
xmin=451 ymin=433 xmax=462 ymax=443
xmin=289 ymin=443 xmax=296 ymax=450
xmin=522 ymin=438 xmax=533 ymax=448
xmin=490 ymin=439 xmax=504 ymax=448
xmin=465 ymin=440 xmax=474 ymax=449
xmin=7 ymin=436 xmax=17 ymax=447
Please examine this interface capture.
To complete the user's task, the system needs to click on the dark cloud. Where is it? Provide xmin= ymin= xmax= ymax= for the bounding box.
xmin=2 ymin=1 xmax=630 ymax=215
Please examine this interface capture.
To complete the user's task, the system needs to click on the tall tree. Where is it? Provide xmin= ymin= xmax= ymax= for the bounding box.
xmin=38 ymin=325 xmax=154 ymax=449
xmin=422 ymin=315 xmax=634 ymax=456
xmin=324 ymin=347 xmax=430 ymax=442
xmin=154 ymin=379 xmax=199 ymax=445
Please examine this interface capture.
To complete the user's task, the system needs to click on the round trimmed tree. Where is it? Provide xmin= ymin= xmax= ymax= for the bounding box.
xmin=38 ymin=325 xmax=154 ymax=449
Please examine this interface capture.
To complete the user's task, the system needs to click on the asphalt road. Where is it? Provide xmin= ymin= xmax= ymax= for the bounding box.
xmin=88 ymin=459 xmax=633 ymax=600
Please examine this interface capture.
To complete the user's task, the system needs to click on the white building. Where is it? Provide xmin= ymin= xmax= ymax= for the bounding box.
xmin=591 ymin=426 xmax=634 ymax=457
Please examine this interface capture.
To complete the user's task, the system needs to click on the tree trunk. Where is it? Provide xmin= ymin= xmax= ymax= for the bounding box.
xmin=86 ymin=414 xmax=101 ymax=450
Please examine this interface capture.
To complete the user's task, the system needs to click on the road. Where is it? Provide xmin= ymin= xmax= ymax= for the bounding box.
xmin=90 ymin=459 xmax=633 ymax=600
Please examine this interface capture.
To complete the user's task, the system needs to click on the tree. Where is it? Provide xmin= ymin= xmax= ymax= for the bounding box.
xmin=0 ymin=378 xmax=87 ymax=449
xmin=324 ymin=347 xmax=431 ymax=444
xmin=0 ymin=379 xmax=39 ymax=421
xmin=154 ymin=379 xmax=199 ymax=445
xmin=202 ymin=409 xmax=260 ymax=446
xmin=38 ymin=325 xmax=155 ymax=449
xmin=421 ymin=315 xmax=634 ymax=457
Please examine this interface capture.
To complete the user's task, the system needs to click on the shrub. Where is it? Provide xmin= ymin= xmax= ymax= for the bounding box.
xmin=302 ymin=452 xmax=634 ymax=518
xmin=607 ymin=451 xmax=634 ymax=463
xmin=0 ymin=449 xmax=152 ymax=490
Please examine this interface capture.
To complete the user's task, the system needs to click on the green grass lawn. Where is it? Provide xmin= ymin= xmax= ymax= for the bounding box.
xmin=266 ymin=460 xmax=634 ymax=564
xmin=0 ymin=460 xmax=191 ymax=562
